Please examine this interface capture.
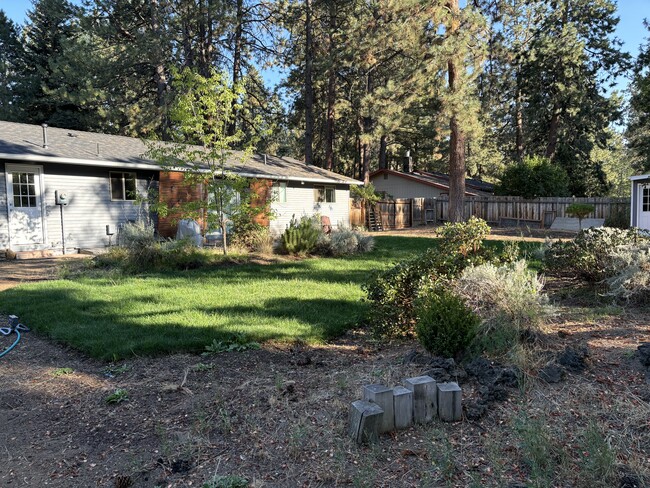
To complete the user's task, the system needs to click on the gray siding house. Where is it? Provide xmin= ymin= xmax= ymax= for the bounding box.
xmin=0 ymin=121 xmax=361 ymax=253
xmin=369 ymin=169 xmax=493 ymax=199
xmin=630 ymin=174 xmax=650 ymax=230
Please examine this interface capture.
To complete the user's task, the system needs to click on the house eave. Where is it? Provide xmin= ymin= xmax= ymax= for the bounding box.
xmin=0 ymin=153 xmax=162 ymax=171
xmin=630 ymin=175 xmax=650 ymax=181
xmin=0 ymin=153 xmax=362 ymax=186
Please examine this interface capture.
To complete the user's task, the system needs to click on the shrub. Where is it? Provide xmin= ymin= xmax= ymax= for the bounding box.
xmin=545 ymin=227 xmax=641 ymax=282
xmin=365 ymin=218 xmax=493 ymax=339
xmin=281 ymin=215 xmax=321 ymax=254
xmin=415 ymin=289 xmax=480 ymax=357
xmin=455 ymin=260 xmax=552 ymax=354
xmin=603 ymin=205 xmax=630 ymax=229
xmin=494 ymin=155 xmax=570 ymax=198
xmin=317 ymin=228 xmax=375 ymax=256
xmin=437 ymin=216 xmax=491 ymax=258
xmin=605 ymin=241 xmax=650 ymax=304
xmin=233 ymin=226 xmax=274 ymax=253
xmin=566 ymin=203 xmax=595 ymax=230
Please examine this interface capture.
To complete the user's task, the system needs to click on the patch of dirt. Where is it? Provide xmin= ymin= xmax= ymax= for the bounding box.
xmin=0 ymin=255 xmax=90 ymax=291
xmin=1 ymin=264 xmax=649 ymax=487
xmin=372 ymin=225 xmax=577 ymax=242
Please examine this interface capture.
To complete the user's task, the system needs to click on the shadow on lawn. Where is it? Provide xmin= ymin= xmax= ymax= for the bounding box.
xmin=0 ymin=287 xmax=368 ymax=361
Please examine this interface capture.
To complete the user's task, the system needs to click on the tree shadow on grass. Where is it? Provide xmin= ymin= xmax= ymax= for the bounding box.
xmin=0 ymin=287 xmax=368 ymax=360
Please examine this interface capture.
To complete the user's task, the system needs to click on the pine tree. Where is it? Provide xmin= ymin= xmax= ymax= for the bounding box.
xmin=628 ymin=22 xmax=650 ymax=174
xmin=0 ymin=11 xmax=23 ymax=121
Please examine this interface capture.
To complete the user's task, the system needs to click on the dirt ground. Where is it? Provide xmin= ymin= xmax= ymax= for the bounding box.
xmin=1 ymin=241 xmax=649 ymax=488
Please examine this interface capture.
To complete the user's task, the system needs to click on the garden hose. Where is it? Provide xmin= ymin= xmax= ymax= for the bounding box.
xmin=0 ymin=318 xmax=29 ymax=358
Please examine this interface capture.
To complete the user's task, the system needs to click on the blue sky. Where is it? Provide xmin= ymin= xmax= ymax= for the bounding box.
xmin=2 ymin=0 xmax=649 ymax=93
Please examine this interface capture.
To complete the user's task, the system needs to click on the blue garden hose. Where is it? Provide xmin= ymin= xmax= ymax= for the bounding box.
xmin=0 ymin=318 xmax=29 ymax=358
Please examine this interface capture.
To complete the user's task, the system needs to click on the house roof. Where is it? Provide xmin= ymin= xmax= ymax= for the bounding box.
xmin=0 ymin=121 xmax=361 ymax=185
xmin=412 ymin=170 xmax=495 ymax=193
xmin=369 ymin=168 xmax=481 ymax=197
xmin=630 ymin=174 xmax=650 ymax=181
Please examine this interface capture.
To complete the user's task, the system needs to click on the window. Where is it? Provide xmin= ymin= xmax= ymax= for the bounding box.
xmin=110 ymin=172 xmax=137 ymax=201
xmin=643 ymin=187 xmax=649 ymax=212
xmin=273 ymin=181 xmax=287 ymax=203
xmin=12 ymin=172 xmax=37 ymax=208
xmin=315 ymin=185 xmax=336 ymax=203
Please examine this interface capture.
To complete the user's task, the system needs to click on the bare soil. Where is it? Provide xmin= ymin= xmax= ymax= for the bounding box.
xmin=372 ymin=225 xmax=577 ymax=242
xmin=1 ymin=260 xmax=649 ymax=488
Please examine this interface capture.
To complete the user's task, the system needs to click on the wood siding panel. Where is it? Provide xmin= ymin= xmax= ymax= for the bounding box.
xmin=270 ymin=182 xmax=350 ymax=235
xmin=370 ymin=174 xmax=446 ymax=199
xmin=158 ymin=171 xmax=205 ymax=238
xmin=42 ymin=165 xmax=157 ymax=249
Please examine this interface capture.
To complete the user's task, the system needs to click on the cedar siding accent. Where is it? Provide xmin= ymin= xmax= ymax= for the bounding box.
xmin=158 ymin=171 xmax=206 ymax=238
xmin=250 ymin=179 xmax=273 ymax=227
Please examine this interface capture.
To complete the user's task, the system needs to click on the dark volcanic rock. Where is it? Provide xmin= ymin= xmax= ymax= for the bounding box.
xmin=557 ymin=345 xmax=589 ymax=373
xmin=539 ymin=363 xmax=566 ymax=383
xmin=638 ymin=343 xmax=650 ymax=367
xmin=464 ymin=401 xmax=488 ymax=421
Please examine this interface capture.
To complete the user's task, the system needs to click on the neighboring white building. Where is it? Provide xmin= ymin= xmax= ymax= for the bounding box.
xmin=0 ymin=121 xmax=361 ymax=253
xmin=630 ymin=174 xmax=650 ymax=230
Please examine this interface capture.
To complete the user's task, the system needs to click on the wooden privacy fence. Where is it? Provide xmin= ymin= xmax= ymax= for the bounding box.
xmin=350 ymin=196 xmax=630 ymax=229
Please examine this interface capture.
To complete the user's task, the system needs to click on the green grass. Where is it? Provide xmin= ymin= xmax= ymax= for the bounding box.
xmin=0 ymin=236 xmax=434 ymax=360
xmin=0 ymin=236 xmax=537 ymax=360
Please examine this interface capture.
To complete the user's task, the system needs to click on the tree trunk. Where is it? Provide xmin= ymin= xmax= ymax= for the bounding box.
xmin=379 ymin=134 xmax=387 ymax=170
xmin=304 ymin=0 xmax=315 ymax=165
xmin=324 ymin=1 xmax=336 ymax=172
xmin=447 ymin=0 xmax=466 ymax=223
xmin=515 ymin=74 xmax=524 ymax=161
xmin=150 ymin=0 xmax=169 ymax=139
xmin=228 ymin=0 xmax=244 ymax=137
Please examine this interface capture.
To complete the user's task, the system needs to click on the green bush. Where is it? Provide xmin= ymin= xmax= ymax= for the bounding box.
xmin=415 ymin=289 xmax=480 ymax=357
xmin=281 ymin=215 xmax=321 ymax=254
xmin=603 ymin=205 xmax=630 ymax=229
xmin=437 ymin=216 xmax=491 ymax=258
xmin=494 ymin=155 xmax=570 ymax=198
xmin=566 ymin=203 xmax=595 ymax=229
xmin=545 ymin=227 xmax=641 ymax=282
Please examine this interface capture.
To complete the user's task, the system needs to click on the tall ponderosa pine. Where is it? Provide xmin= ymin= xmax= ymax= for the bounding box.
xmin=628 ymin=22 xmax=650 ymax=174
xmin=0 ymin=11 xmax=22 ymax=121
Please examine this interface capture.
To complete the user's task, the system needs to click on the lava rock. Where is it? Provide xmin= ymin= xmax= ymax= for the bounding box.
xmin=638 ymin=343 xmax=650 ymax=367
xmin=464 ymin=401 xmax=488 ymax=421
xmin=557 ymin=345 xmax=589 ymax=373
xmin=402 ymin=350 xmax=431 ymax=365
xmin=539 ymin=363 xmax=566 ymax=383
xmin=424 ymin=367 xmax=451 ymax=382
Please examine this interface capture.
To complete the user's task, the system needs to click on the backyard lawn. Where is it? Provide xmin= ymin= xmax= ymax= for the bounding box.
xmin=0 ymin=236 xmax=448 ymax=359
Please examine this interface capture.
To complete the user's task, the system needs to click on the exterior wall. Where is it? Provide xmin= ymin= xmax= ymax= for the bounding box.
xmin=158 ymin=171 xmax=206 ymax=238
xmin=370 ymin=174 xmax=446 ymax=199
xmin=270 ymin=182 xmax=351 ymax=235
xmin=631 ymin=177 xmax=650 ymax=229
xmin=3 ymin=161 xmax=157 ymax=250
xmin=0 ymin=162 xmax=8 ymax=248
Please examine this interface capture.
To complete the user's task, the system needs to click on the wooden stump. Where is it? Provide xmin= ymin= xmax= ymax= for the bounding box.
xmin=437 ymin=382 xmax=462 ymax=422
xmin=405 ymin=376 xmax=437 ymax=423
xmin=363 ymin=384 xmax=394 ymax=433
xmin=393 ymin=386 xmax=413 ymax=429
xmin=349 ymin=400 xmax=384 ymax=444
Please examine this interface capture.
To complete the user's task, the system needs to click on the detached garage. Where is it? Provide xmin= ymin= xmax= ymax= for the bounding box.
xmin=630 ymin=175 xmax=650 ymax=231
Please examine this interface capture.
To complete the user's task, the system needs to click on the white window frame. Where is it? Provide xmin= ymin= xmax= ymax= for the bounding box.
xmin=314 ymin=185 xmax=336 ymax=203
xmin=273 ymin=181 xmax=287 ymax=204
xmin=110 ymin=172 xmax=137 ymax=201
